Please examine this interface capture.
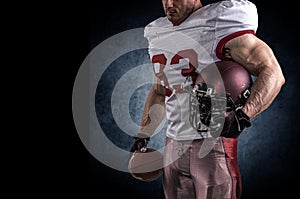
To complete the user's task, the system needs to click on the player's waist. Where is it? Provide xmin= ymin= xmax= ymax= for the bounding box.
xmin=166 ymin=124 xmax=214 ymax=140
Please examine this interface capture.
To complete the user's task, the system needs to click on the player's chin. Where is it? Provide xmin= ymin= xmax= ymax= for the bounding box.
xmin=167 ymin=15 xmax=180 ymax=22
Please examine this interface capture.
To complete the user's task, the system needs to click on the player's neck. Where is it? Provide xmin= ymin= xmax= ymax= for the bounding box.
xmin=172 ymin=4 xmax=202 ymax=26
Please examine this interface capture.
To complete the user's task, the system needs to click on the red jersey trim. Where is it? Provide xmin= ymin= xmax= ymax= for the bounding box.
xmin=216 ymin=30 xmax=256 ymax=60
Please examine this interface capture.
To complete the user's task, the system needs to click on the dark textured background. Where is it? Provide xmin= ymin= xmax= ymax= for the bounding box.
xmin=69 ymin=0 xmax=299 ymax=198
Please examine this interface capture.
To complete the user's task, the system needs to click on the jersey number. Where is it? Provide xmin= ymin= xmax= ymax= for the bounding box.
xmin=152 ymin=49 xmax=198 ymax=96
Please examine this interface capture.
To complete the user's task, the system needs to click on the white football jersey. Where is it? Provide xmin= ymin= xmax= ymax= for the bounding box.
xmin=144 ymin=0 xmax=258 ymax=140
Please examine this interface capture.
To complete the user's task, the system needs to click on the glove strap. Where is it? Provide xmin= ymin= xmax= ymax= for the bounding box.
xmin=235 ymin=88 xmax=250 ymax=109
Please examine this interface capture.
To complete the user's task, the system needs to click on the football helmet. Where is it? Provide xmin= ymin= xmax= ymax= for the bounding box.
xmin=189 ymin=60 xmax=252 ymax=137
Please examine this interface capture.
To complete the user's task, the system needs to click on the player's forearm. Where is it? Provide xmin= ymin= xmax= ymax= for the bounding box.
xmin=139 ymin=84 xmax=166 ymax=137
xmin=242 ymin=65 xmax=285 ymax=118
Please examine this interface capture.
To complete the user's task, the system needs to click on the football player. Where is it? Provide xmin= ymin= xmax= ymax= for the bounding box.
xmin=130 ymin=0 xmax=285 ymax=198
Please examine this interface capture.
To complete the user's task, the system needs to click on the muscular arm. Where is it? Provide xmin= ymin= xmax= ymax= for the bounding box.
xmin=224 ymin=34 xmax=285 ymax=119
xmin=139 ymin=77 xmax=166 ymax=137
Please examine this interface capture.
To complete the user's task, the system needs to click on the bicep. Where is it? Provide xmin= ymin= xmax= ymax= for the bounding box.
xmin=224 ymin=34 xmax=281 ymax=76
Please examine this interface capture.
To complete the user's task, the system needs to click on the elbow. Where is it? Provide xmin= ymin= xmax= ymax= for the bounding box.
xmin=280 ymin=73 xmax=286 ymax=87
xmin=153 ymin=84 xmax=166 ymax=97
xmin=279 ymin=76 xmax=285 ymax=91
xmin=151 ymin=84 xmax=166 ymax=104
xmin=267 ymin=61 xmax=285 ymax=89
xmin=277 ymin=67 xmax=285 ymax=88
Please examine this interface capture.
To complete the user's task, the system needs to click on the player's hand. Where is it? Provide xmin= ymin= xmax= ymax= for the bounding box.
xmin=130 ymin=133 xmax=150 ymax=152
xmin=220 ymin=109 xmax=251 ymax=138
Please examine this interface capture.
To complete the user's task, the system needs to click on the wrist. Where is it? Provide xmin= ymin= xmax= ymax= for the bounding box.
xmin=241 ymin=107 xmax=252 ymax=120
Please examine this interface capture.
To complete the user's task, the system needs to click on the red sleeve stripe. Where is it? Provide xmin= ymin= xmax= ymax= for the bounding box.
xmin=216 ymin=30 xmax=256 ymax=60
